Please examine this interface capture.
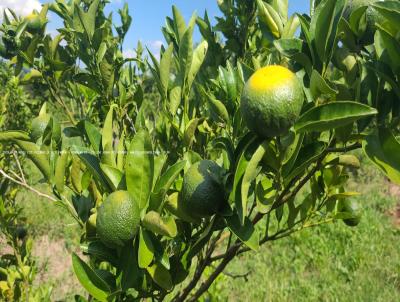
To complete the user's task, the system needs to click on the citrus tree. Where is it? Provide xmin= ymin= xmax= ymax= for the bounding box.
xmin=0 ymin=0 xmax=399 ymax=301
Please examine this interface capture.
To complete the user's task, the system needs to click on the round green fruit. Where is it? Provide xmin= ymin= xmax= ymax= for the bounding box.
xmin=180 ymin=160 xmax=225 ymax=218
xmin=96 ymin=191 xmax=140 ymax=247
xmin=338 ymin=199 xmax=362 ymax=227
xmin=344 ymin=0 xmax=384 ymax=45
xmin=25 ymin=13 xmax=43 ymax=33
xmin=240 ymin=65 xmax=304 ymax=138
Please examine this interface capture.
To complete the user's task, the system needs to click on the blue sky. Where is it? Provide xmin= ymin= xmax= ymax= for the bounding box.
xmin=38 ymin=0 xmax=309 ymax=56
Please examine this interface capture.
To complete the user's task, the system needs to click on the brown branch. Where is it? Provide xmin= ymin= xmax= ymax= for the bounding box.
xmin=173 ymin=231 xmax=223 ymax=302
xmin=186 ymin=243 xmax=241 ymax=302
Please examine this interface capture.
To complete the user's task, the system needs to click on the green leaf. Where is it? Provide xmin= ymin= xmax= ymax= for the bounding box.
xmin=100 ymin=164 xmax=123 ymax=191
xmin=225 ymin=215 xmax=259 ymax=251
xmin=282 ymin=14 xmax=300 ymax=38
xmin=146 ymin=262 xmax=173 ymax=290
xmin=84 ymin=121 xmax=101 ymax=153
xmin=72 ymin=146 xmax=110 ymax=191
xmin=0 ymin=131 xmax=31 ymax=141
xmin=284 ymin=142 xmax=326 ymax=185
xmin=310 ymin=69 xmax=338 ymax=99
xmin=16 ymin=140 xmax=51 ymax=181
xmin=187 ymin=40 xmax=208 ymax=90
xmin=138 ymin=228 xmax=155 ymax=269
xmin=208 ymin=98 xmax=229 ymax=123
xmin=184 ymin=118 xmax=201 ymax=147
xmin=126 ymin=130 xmax=154 ymax=210
xmin=240 ymin=142 xmax=268 ymax=225
xmin=102 ymin=105 xmax=115 ymax=155
xmin=179 ymin=17 xmax=195 ymax=85
xmin=160 ymin=43 xmax=174 ymax=100
xmin=363 ymin=128 xmax=400 ymax=185
xmin=119 ymin=242 xmax=141 ymax=291
xmin=149 ymin=160 xmax=186 ymax=212
xmin=375 ymin=28 xmax=400 ymax=75
xmin=172 ymin=5 xmax=186 ymax=43
xmin=256 ymin=0 xmax=283 ymax=38
xmin=80 ymin=0 xmax=99 ymax=38
xmin=373 ymin=2 xmax=400 ymax=33
xmin=55 ymin=150 xmax=68 ymax=193
xmin=72 ymin=253 xmax=110 ymax=302
xmin=273 ymin=38 xmax=303 ymax=57
xmin=169 ymin=86 xmax=182 ymax=115
xmin=310 ymin=0 xmax=345 ymax=65
xmin=142 ymin=211 xmax=177 ymax=238
xmin=294 ymin=101 xmax=377 ymax=133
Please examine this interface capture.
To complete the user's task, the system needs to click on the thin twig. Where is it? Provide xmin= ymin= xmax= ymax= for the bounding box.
xmin=12 ymin=150 xmax=26 ymax=183
xmin=0 ymin=168 xmax=57 ymax=202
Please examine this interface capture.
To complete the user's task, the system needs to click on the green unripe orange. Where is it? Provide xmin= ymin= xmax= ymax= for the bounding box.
xmin=25 ymin=13 xmax=43 ymax=33
xmin=180 ymin=160 xmax=225 ymax=218
xmin=240 ymin=65 xmax=304 ymax=138
xmin=96 ymin=191 xmax=140 ymax=247
xmin=338 ymin=199 xmax=362 ymax=227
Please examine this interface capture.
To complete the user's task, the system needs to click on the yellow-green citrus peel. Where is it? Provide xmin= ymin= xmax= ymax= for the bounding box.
xmin=240 ymin=65 xmax=304 ymax=138
xmin=96 ymin=190 xmax=140 ymax=247
xmin=180 ymin=160 xmax=225 ymax=218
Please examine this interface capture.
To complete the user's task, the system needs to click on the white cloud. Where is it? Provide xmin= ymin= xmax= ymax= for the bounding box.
xmin=147 ymin=40 xmax=164 ymax=59
xmin=0 ymin=0 xmax=42 ymax=19
xmin=123 ymin=49 xmax=136 ymax=59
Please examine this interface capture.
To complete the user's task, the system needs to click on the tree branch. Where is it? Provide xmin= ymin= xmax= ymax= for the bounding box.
xmin=0 ymin=168 xmax=57 ymax=202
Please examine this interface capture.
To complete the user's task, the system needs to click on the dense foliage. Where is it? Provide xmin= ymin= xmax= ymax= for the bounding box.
xmin=0 ymin=0 xmax=399 ymax=301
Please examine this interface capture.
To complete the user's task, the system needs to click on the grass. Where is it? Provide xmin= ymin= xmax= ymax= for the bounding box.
xmin=13 ymin=158 xmax=400 ymax=301
xmin=203 ymin=158 xmax=400 ymax=302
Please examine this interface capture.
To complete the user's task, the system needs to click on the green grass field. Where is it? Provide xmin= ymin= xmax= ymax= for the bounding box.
xmin=14 ymin=158 xmax=400 ymax=301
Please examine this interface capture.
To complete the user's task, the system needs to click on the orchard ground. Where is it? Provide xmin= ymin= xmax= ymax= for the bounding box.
xmin=0 ymin=152 xmax=398 ymax=301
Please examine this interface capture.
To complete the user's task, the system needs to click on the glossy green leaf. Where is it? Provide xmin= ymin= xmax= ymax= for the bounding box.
xmin=146 ymin=262 xmax=173 ymax=291
xmin=138 ymin=228 xmax=155 ymax=269
xmin=179 ymin=16 xmax=195 ymax=85
xmin=119 ymin=242 xmax=141 ymax=291
xmin=84 ymin=121 xmax=101 ymax=153
xmin=72 ymin=146 xmax=110 ymax=191
xmin=310 ymin=69 xmax=338 ymax=99
xmin=184 ymin=118 xmax=200 ymax=147
xmin=142 ymin=211 xmax=177 ymax=237
xmin=160 ymin=43 xmax=174 ymax=99
xmin=55 ymin=150 xmax=68 ymax=193
xmin=126 ymin=130 xmax=154 ymax=210
xmin=172 ymin=5 xmax=186 ymax=43
xmin=295 ymin=101 xmax=377 ymax=133
xmin=284 ymin=142 xmax=326 ymax=185
xmin=100 ymin=164 xmax=123 ymax=191
xmin=187 ymin=40 xmax=208 ymax=90
xmin=375 ymin=29 xmax=400 ymax=75
xmin=149 ymin=160 xmax=186 ymax=212
xmin=282 ymin=14 xmax=300 ymax=38
xmin=72 ymin=253 xmax=110 ymax=302
xmin=274 ymin=38 xmax=303 ymax=57
xmin=256 ymin=0 xmax=283 ymax=38
xmin=225 ymin=215 xmax=259 ymax=251
xmin=0 ymin=131 xmax=31 ymax=141
xmin=240 ymin=142 xmax=268 ymax=225
xmin=169 ymin=86 xmax=182 ymax=116
xmin=102 ymin=105 xmax=115 ymax=155
xmin=363 ymin=128 xmax=400 ymax=185
xmin=208 ymin=98 xmax=229 ymax=123
xmin=310 ymin=0 xmax=345 ymax=64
